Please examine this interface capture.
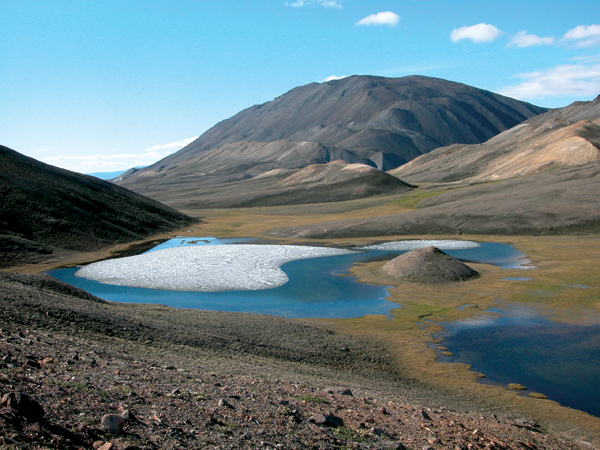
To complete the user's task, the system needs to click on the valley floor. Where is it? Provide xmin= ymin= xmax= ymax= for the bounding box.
xmin=2 ymin=199 xmax=600 ymax=448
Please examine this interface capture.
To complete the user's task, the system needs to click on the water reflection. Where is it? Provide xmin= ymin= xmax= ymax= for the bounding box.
xmin=435 ymin=303 xmax=600 ymax=417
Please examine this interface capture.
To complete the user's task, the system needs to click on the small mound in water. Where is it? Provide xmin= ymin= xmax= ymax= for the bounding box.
xmin=380 ymin=246 xmax=479 ymax=284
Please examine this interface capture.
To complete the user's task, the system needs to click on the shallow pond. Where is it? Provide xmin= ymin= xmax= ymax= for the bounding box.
xmin=48 ymin=237 xmax=528 ymax=319
xmin=435 ymin=303 xmax=600 ymax=417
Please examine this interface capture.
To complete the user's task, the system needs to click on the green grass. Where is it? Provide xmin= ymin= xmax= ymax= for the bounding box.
xmin=296 ymin=394 xmax=329 ymax=403
xmin=393 ymin=189 xmax=448 ymax=209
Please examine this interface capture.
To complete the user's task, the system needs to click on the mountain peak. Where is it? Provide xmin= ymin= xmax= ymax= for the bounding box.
xmin=117 ymin=75 xmax=547 ymax=202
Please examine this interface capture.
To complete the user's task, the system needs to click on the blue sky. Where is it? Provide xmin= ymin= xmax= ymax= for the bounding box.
xmin=2 ymin=0 xmax=599 ymax=173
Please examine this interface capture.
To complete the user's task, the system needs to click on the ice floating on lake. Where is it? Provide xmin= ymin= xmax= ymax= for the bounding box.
xmin=75 ymin=245 xmax=353 ymax=292
xmin=359 ymin=240 xmax=480 ymax=251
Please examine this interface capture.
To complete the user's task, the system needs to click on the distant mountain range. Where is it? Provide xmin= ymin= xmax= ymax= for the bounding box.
xmin=116 ymin=75 xmax=547 ymax=202
xmin=0 ymin=145 xmax=195 ymax=268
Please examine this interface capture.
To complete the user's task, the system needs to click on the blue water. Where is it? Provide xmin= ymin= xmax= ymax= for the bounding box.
xmin=49 ymin=237 xmax=400 ymax=319
xmin=436 ymin=304 xmax=600 ymax=417
xmin=47 ymin=238 xmax=528 ymax=319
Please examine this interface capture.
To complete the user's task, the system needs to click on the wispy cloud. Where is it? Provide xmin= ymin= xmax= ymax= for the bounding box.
xmin=143 ymin=137 xmax=198 ymax=153
xmin=508 ymin=31 xmax=555 ymax=48
xmin=563 ymin=24 xmax=600 ymax=48
xmin=44 ymin=136 xmax=198 ymax=172
xmin=356 ymin=11 xmax=400 ymax=27
xmin=285 ymin=0 xmax=344 ymax=8
xmin=324 ymin=75 xmax=348 ymax=82
xmin=450 ymin=23 xmax=504 ymax=43
xmin=498 ymin=61 xmax=600 ymax=100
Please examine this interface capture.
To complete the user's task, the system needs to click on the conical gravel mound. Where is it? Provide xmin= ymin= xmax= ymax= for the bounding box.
xmin=380 ymin=246 xmax=479 ymax=283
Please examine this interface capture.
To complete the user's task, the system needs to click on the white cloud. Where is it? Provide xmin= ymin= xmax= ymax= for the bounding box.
xmin=498 ymin=61 xmax=600 ymax=100
xmin=563 ymin=24 xmax=600 ymax=48
xmin=451 ymin=23 xmax=504 ymax=43
xmin=324 ymin=75 xmax=348 ymax=82
xmin=44 ymin=136 xmax=198 ymax=173
xmin=356 ymin=11 xmax=400 ymax=27
xmin=508 ymin=31 xmax=555 ymax=48
xmin=285 ymin=0 xmax=343 ymax=8
xmin=144 ymin=136 xmax=198 ymax=153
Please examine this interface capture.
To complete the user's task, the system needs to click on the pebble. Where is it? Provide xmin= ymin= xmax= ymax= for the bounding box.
xmin=370 ymin=427 xmax=389 ymax=436
xmin=218 ymin=398 xmax=235 ymax=409
xmin=83 ymin=356 xmax=97 ymax=365
xmin=419 ymin=410 xmax=432 ymax=421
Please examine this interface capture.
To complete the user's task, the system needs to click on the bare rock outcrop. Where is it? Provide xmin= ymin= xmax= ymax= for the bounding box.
xmin=380 ymin=246 xmax=479 ymax=283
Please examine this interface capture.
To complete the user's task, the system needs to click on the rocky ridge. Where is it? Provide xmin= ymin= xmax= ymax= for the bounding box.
xmin=146 ymin=160 xmax=414 ymax=210
xmin=391 ymin=96 xmax=600 ymax=184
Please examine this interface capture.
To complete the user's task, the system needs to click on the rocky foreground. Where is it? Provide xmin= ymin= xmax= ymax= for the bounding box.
xmin=0 ymin=326 xmax=585 ymax=450
xmin=0 ymin=272 xmax=592 ymax=449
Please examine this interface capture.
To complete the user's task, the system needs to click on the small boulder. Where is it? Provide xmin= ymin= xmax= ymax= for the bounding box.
xmin=324 ymin=387 xmax=353 ymax=396
xmin=101 ymin=414 xmax=126 ymax=433
xmin=1 ymin=392 xmax=45 ymax=422
xmin=218 ymin=398 xmax=235 ymax=409
xmin=380 ymin=246 xmax=479 ymax=283
xmin=308 ymin=413 xmax=343 ymax=427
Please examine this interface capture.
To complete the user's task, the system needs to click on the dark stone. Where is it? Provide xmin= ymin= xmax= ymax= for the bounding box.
xmin=419 ymin=410 xmax=432 ymax=421
xmin=82 ymin=356 xmax=97 ymax=365
xmin=1 ymin=392 xmax=45 ymax=422
xmin=308 ymin=413 xmax=343 ymax=427
xmin=325 ymin=387 xmax=353 ymax=396
xmin=101 ymin=414 xmax=126 ymax=433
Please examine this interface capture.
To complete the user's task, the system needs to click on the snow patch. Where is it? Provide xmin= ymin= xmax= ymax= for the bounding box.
xmin=359 ymin=240 xmax=480 ymax=251
xmin=75 ymin=245 xmax=353 ymax=292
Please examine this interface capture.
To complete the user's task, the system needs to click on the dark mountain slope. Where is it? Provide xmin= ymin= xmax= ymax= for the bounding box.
xmin=117 ymin=75 xmax=546 ymax=198
xmin=0 ymin=145 xmax=195 ymax=266
xmin=392 ymin=96 xmax=600 ymax=183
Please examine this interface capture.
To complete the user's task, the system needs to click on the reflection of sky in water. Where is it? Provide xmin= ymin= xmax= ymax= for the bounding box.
xmin=48 ymin=237 xmax=599 ymax=417
xmin=436 ymin=303 xmax=600 ymax=417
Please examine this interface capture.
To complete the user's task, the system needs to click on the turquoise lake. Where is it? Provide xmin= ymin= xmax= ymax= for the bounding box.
xmin=47 ymin=237 xmax=529 ymax=319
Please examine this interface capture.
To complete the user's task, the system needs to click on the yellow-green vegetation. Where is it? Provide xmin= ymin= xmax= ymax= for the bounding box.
xmin=392 ymin=188 xmax=448 ymax=209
